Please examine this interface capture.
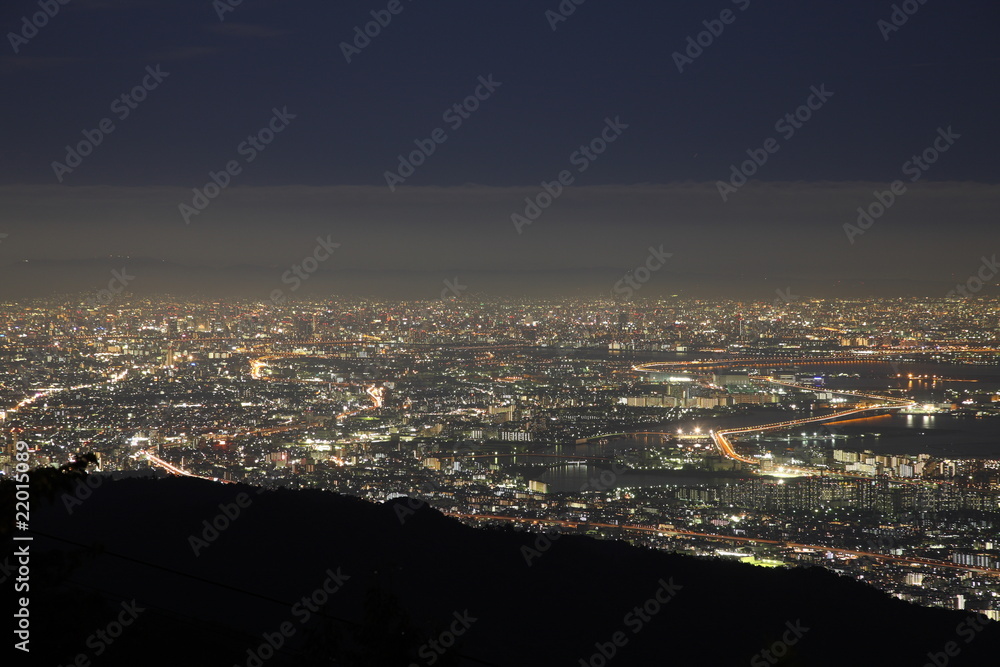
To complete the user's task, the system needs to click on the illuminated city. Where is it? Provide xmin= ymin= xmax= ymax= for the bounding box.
xmin=6 ymin=296 xmax=1000 ymax=621
xmin=5 ymin=0 xmax=1000 ymax=663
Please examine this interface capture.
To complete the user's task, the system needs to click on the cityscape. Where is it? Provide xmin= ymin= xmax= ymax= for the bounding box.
xmin=5 ymin=295 xmax=1000 ymax=620
xmin=4 ymin=0 xmax=1000 ymax=663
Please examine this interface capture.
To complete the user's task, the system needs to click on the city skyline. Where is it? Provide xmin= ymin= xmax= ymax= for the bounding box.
xmin=5 ymin=1 xmax=1000 ymax=664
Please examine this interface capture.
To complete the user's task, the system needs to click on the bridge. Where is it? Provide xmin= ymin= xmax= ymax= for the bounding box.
xmin=631 ymin=358 xmax=916 ymax=467
xmin=427 ymin=452 xmax=611 ymax=462
xmin=710 ymin=379 xmax=915 ymax=466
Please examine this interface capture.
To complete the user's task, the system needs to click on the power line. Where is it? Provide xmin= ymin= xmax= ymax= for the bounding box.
xmin=27 ymin=529 xmax=503 ymax=667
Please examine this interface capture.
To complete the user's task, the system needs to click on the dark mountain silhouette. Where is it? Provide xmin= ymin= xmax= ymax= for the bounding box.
xmin=6 ymin=475 xmax=999 ymax=666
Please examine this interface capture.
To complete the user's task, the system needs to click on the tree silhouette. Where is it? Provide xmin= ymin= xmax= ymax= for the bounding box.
xmin=0 ymin=451 xmax=98 ymax=535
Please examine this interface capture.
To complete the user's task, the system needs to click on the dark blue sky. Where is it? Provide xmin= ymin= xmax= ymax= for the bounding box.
xmin=1 ymin=0 xmax=998 ymax=298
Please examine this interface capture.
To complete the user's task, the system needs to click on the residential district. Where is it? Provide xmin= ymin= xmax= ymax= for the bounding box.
xmin=3 ymin=295 xmax=1000 ymax=617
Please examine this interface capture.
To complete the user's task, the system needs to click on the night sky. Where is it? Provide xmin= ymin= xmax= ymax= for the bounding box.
xmin=1 ymin=0 xmax=998 ymax=300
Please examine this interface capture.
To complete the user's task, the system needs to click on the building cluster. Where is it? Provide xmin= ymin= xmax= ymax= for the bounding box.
xmin=2 ymin=294 xmax=999 ymax=616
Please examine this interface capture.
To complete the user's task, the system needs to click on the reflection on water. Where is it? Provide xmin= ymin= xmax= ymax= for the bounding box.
xmin=800 ymin=361 xmax=1000 ymax=395
xmin=536 ymin=464 xmax=740 ymax=493
xmin=773 ymin=361 xmax=1000 ymax=458
xmin=522 ymin=361 xmax=1000 ymax=491
xmin=815 ymin=413 xmax=1000 ymax=458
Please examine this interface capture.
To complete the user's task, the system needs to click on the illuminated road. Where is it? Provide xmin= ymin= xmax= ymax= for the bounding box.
xmin=632 ymin=358 xmax=915 ymax=467
xmin=249 ymin=353 xmax=357 ymax=382
xmin=711 ymin=378 xmax=914 ymax=466
xmin=140 ymin=450 xmax=234 ymax=484
xmin=246 ymin=354 xmax=384 ymax=429
xmin=366 ymin=385 xmax=384 ymax=408
xmin=631 ymin=348 xmax=1000 ymax=376
xmin=6 ymin=368 xmax=130 ymax=415
xmin=444 ymin=512 xmax=1000 ymax=577
xmin=711 ymin=402 xmax=914 ymax=466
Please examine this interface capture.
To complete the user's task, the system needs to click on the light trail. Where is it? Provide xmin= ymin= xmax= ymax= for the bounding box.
xmin=141 ymin=450 xmax=234 ymax=484
xmin=427 ymin=452 xmax=611 ymax=462
xmin=709 ymin=377 xmax=915 ymax=465
xmin=444 ymin=512 xmax=1000 ymax=577
xmin=366 ymin=385 xmax=384 ymax=408
xmin=711 ymin=401 xmax=915 ymax=466
xmin=7 ymin=369 xmax=129 ymax=413
xmin=632 ymin=348 xmax=1000 ymax=376
xmin=632 ymin=358 xmax=915 ymax=466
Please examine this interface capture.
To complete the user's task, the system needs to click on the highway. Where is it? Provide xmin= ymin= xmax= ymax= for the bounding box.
xmin=444 ymin=512 xmax=1000 ymax=577
xmin=427 ymin=452 xmax=611 ymax=462
xmin=632 ymin=359 xmax=915 ymax=467
xmin=712 ymin=378 xmax=915 ymax=466
xmin=711 ymin=400 xmax=914 ymax=466
xmin=5 ymin=368 xmax=130 ymax=415
xmin=631 ymin=347 xmax=1000 ymax=376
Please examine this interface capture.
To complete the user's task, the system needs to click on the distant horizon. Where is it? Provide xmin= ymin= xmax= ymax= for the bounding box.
xmin=6 ymin=290 xmax=999 ymax=308
xmin=2 ymin=178 xmax=998 ymax=301
xmin=6 ymin=1 xmax=1000 ymax=663
xmin=5 ymin=0 xmax=998 ymax=302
